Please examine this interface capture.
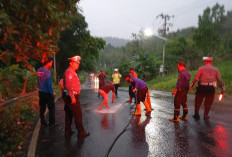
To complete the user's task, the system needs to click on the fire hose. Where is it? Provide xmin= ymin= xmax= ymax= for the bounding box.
xmin=105 ymin=90 xmax=151 ymax=157
xmin=104 ymin=101 xmax=137 ymax=157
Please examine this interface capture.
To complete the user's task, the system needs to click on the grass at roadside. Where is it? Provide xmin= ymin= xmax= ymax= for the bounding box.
xmin=147 ymin=60 xmax=232 ymax=96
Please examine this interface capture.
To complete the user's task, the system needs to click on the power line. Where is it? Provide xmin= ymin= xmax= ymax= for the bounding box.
xmin=156 ymin=13 xmax=174 ymax=36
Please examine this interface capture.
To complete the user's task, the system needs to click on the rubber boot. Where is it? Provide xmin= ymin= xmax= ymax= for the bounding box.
xmin=143 ymin=101 xmax=151 ymax=115
xmin=169 ymin=109 xmax=180 ymax=122
xmin=133 ymin=104 xmax=141 ymax=116
xmin=193 ymin=112 xmax=200 ymax=120
xmin=180 ymin=108 xmax=188 ymax=121
xmin=146 ymin=90 xmax=152 ymax=110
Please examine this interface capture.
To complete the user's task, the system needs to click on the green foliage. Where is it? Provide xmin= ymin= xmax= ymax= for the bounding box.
xmin=193 ymin=3 xmax=225 ymax=55
xmin=78 ymin=71 xmax=88 ymax=84
xmin=165 ymin=37 xmax=202 ymax=73
xmin=147 ymin=73 xmax=178 ymax=92
xmin=168 ymin=27 xmax=196 ymax=40
xmin=0 ymin=96 xmax=39 ymax=156
xmin=133 ymin=51 xmax=159 ymax=80
xmin=0 ymin=65 xmax=36 ymax=98
xmin=216 ymin=61 xmax=232 ymax=94
xmin=117 ymin=59 xmax=133 ymax=84
xmin=118 ymin=59 xmax=132 ymax=78
xmin=56 ymin=13 xmax=105 ymax=78
xmin=0 ymin=0 xmax=79 ymax=69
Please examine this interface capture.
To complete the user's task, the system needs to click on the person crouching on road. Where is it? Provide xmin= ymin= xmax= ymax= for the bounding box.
xmin=98 ymin=81 xmax=115 ymax=110
xmin=125 ymin=75 xmax=151 ymax=116
xmin=63 ymin=55 xmax=90 ymax=139
xmin=127 ymin=68 xmax=137 ymax=103
xmin=190 ymin=57 xmax=225 ymax=120
xmin=97 ymin=70 xmax=107 ymax=98
xmin=169 ymin=62 xmax=191 ymax=122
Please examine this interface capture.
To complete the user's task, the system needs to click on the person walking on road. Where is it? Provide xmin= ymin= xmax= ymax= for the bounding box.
xmin=112 ymin=68 xmax=121 ymax=98
xmin=127 ymin=68 xmax=137 ymax=103
xmin=125 ymin=75 xmax=151 ymax=116
xmin=63 ymin=55 xmax=90 ymax=139
xmin=190 ymin=57 xmax=225 ymax=120
xmin=97 ymin=70 xmax=107 ymax=98
xmin=169 ymin=62 xmax=191 ymax=122
xmin=98 ymin=81 xmax=115 ymax=111
xmin=37 ymin=58 xmax=56 ymax=128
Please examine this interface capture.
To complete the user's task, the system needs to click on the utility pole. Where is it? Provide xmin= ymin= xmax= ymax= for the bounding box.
xmin=157 ymin=13 xmax=174 ymax=76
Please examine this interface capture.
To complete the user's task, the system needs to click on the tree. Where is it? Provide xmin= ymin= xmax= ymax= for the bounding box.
xmin=193 ymin=3 xmax=225 ymax=56
xmin=0 ymin=0 xmax=78 ymax=70
xmin=56 ymin=13 xmax=105 ymax=78
xmin=133 ymin=51 xmax=159 ymax=80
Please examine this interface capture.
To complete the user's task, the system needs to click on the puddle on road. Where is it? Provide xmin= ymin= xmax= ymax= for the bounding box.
xmin=94 ymin=103 xmax=124 ymax=113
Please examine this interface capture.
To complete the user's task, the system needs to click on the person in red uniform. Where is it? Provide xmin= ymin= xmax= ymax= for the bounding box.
xmin=63 ymin=55 xmax=90 ymax=139
xmin=97 ymin=70 xmax=107 ymax=98
xmin=98 ymin=81 xmax=115 ymax=110
xmin=127 ymin=68 xmax=138 ymax=103
xmin=169 ymin=62 xmax=191 ymax=122
xmin=190 ymin=57 xmax=225 ymax=120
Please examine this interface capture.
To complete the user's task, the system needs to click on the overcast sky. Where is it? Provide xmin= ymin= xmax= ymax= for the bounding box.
xmin=79 ymin=0 xmax=232 ymax=39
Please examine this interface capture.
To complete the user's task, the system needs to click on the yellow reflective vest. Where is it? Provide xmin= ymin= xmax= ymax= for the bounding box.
xmin=112 ymin=73 xmax=122 ymax=84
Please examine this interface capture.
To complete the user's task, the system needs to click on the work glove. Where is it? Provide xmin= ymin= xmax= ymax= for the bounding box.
xmin=172 ymin=88 xmax=177 ymax=96
xmin=52 ymin=93 xmax=56 ymax=99
xmin=221 ymin=86 xmax=226 ymax=94
xmin=71 ymin=97 xmax=76 ymax=104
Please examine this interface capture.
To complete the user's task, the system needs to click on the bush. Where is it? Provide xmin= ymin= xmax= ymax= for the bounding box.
xmin=0 ymin=65 xmax=37 ymax=98
xmin=0 ymin=96 xmax=39 ymax=156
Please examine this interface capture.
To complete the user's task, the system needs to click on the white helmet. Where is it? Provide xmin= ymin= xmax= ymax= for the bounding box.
xmin=114 ymin=68 xmax=118 ymax=72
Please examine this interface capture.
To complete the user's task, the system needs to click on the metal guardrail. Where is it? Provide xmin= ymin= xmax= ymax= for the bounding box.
xmin=0 ymin=91 xmax=38 ymax=111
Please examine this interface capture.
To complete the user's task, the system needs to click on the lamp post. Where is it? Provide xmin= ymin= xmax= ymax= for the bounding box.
xmin=144 ymin=28 xmax=167 ymax=76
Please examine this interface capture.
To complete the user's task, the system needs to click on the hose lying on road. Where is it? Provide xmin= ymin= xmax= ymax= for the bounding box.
xmin=105 ymin=95 xmax=137 ymax=157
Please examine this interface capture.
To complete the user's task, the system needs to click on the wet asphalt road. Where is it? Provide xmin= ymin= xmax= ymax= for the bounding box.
xmin=36 ymin=87 xmax=232 ymax=157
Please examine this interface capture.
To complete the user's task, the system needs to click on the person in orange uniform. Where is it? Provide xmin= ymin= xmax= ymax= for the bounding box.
xmin=127 ymin=68 xmax=138 ymax=103
xmin=125 ymin=75 xmax=151 ymax=116
xmin=190 ymin=57 xmax=225 ymax=120
xmin=63 ymin=55 xmax=90 ymax=139
xmin=112 ymin=69 xmax=121 ymax=98
xmin=98 ymin=81 xmax=115 ymax=110
xmin=169 ymin=62 xmax=191 ymax=122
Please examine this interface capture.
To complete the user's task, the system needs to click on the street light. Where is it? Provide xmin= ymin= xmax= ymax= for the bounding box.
xmin=144 ymin=28 xmax=167 ymax=76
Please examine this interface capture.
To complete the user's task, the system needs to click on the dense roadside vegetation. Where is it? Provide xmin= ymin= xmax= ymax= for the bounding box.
xmin=0 ymin=96 xmax=39 ymax=156
xmin=147 ymin=60 xmax=232 ymax=95
xmin=0 ymin=0 xmax=105 ymax=98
